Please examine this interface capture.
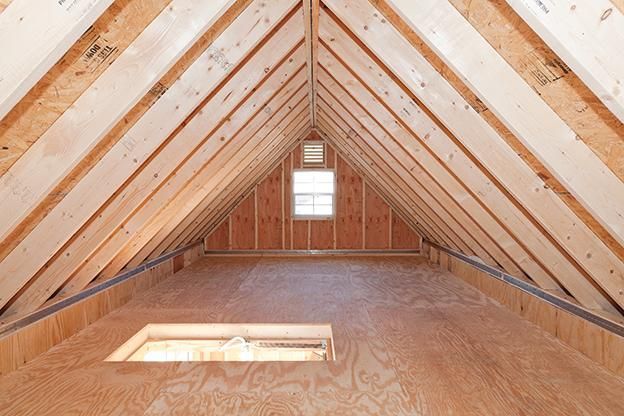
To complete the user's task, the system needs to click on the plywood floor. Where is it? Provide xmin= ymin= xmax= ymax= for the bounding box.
xmin=1 ymin=256 xmax=623 ymax=415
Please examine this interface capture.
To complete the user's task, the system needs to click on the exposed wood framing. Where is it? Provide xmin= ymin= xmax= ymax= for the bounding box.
xmin=1 ymin=0 xmax=623 ymax=333
xmin=302 ymin=0 xmax=319 ymax=126
xmin=317 ymin=11 xmax=616 ymax=314
xmin=322 ymin=0 xmax=624 ymax=313
xmin=0 ymin=0 xmax=239 ymax=244
xmin=386 ymin=0 xmax=624 ymax=247
xmin=505 ymin=0 xmax=624 ymax=123
xmin=0 ymin=0 xmax=114 ymax=120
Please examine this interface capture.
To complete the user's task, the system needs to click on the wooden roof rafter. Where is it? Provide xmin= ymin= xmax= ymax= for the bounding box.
xmin=0 ymin=0 xmax=116 ymax=120
xmin=0 ymin=0 xmax=623 ymax=329
xmin=321 ymin=0 xmax=624 ymax=316
xmin=302 ymin=0 xmax=320 ymax=126
xmin=0 ymin=0 xmax=304 ymax=318
xmin=384 ymin=0 xmax=624 ymax=248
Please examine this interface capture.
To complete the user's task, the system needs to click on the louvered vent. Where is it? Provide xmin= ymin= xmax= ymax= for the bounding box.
xmin=302 ymin=141 xmax=325 ymax=167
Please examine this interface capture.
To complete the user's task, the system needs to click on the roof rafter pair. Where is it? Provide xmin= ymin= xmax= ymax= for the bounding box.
xmin=0 ymin=0 xmax=622 ymax=326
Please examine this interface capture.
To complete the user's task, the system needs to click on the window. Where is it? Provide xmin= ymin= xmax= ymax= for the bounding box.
xmin=106 ymin=323 xmax=335 ymax=362
xmin=293 ymin=170 xmax=335 ymax=218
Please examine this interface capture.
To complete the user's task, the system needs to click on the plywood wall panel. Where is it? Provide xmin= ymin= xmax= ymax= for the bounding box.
xmin=364 ymin=183 xmax=390 ymax=249
xmin=230 ymin=192 xmax=256 ymax=250
xmin=292 ymin=220 xmax=309 ymax=249
xmin=283 ymin=156 xmax=292 ymax=249
xmin=0 ymin=243 xmax=202 ymax=376
xmin=204 ymin=139 xmax=420 ymax=251
xmin=204 ymin=219 xmax=229 ymax=250
xmin=335 ymin=154 xmax=363 ymax=249
xmin=310 ymin=221 xmax=334 ymax=249
xmin=257 ymin=165 xmax=283 ymax=249
xmin=392 ymin=214 xmax=421 ymax=249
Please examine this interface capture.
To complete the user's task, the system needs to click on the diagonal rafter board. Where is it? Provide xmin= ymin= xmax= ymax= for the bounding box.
xmin=174 ymin=121 xmax=310 ymax=249
xmin=385 ymin=0 xmax=624 ymax=247
xmin=318 ymin=112 xmax=442 ymax=246
xmin=302 ymin=0 xmax=319 ymax=126
xmin=0 ymin=0 xmax=299 ymax=311
xmin=318 ymin=85 xmax=504 ymax=268
xmin=141 ymin=101 xmax=311 ymax=263
xmin=322 ymin=0 xmax=624 ymax=311
xmin=0 ymin=0 xmax=240 ymax=243
xmin=107 ymin=112 xmax=310 ymax=277
xmin=145 ymin=118 xmax=309 ymax=261
xmin=316 ymin=122 xmax=431 ymax=243
xmin=317 ymin=109 xmax=451 ymax=248
xmin=60 ymin=88 xmax=309 ymax=293
xmin=316 ymin=18 xmax=622 ymax=311
xmin=1 ymin=36 xmax=306 ymax=316
xmin=316 ymin=30 xmax=574 ymax=290
xmin=318 ymin=127 xmax=432 ymax=244
xmin=318 ymin=68 xmax=529 ymax=280
xmin=318 ymin=47 xmax=558 ymax=287
xmin=504 ymin=0 xmax=624 ymax=124
xmin=195 ymin=129 xmax=312 ymax=247
xmin=0 ymin=0 xmax=114 ymax=121
xmin=183 ymin=95 xmax=446 ymax=250
xmin=129 ymin=84 xmax=310 ymax=263
xmin=318 ymin=111 xmax=451 ymax=250
xmin=139 ymin=90 xmax=310 ymax=260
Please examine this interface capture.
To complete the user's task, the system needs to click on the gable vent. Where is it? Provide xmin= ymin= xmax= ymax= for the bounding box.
xmin=302 ymin=141 xmax=325 ymax=167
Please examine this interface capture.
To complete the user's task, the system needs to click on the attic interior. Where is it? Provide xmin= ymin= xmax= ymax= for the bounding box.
xmin=0 ymin=0 xmax=623 ymax=413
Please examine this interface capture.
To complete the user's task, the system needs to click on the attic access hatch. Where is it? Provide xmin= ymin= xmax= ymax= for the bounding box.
xmin=106 ymin=323 xmax=334 ymax=362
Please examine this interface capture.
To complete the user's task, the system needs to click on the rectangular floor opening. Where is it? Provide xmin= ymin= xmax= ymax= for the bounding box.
xmin=106 ymin=323 xmax=334 ymax=362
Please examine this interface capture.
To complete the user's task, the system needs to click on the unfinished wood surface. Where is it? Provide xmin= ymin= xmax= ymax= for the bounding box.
xmin=317 ymin=14 xmax=619 ymax=313
xmin=335 ymin=155 xmax=363 ymax=249
xmin=427 ymin=244 xmax=624 ymax=377
xmin=0 ymin=0 xmax=300 ymax=315
xmin=318 ymin=43 xmax=538 ymax=280
xmin=321 ymin=0 xmax=624 ymax=312
xmin=2 ymin=27 xmax=306 ymax=317
xmin=205 ymin=139 xmax=421 ymax=251
xmin=257 ymin=165 xmax=283 ymax=249
xmin=231 ymin=193 xmax=256 ymax=250
xmin=204 ymin=219 xmax=230 ymax=250
xmin=392 ymin=214 xmax=422 ymax=249
xmin=386 ymin=0 xmax=624 ymax=247
xmin=1 ymin=256 xmax=623 ymax=414
xmin=371 ymin=0 xmax=624 ymax=261
xmin=0 ymin=0 xmax=171 ymax=175
xmin=504 ymin=0 xmax=624 ymax=123
xmin=0 ymin=0 xmax=238 ymax=244
xmin=318 ymin=66 xmax=526 ymax=276
xmin=0 ymin=0 xmax=114 ymax=120
xmin=0 ymin=243 xmax=202 ymax=376
xmin=364 ymin=182 xmax=390 ymax=249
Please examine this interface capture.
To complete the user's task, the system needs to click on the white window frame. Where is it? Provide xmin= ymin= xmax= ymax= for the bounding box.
xmin=292 ymin=168 xmax=336 ymax=220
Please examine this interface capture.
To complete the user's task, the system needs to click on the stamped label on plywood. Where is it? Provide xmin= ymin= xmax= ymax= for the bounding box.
xmin=57 ymin=0 xmax=93 ymax=12
xmin=521 ymin=50 xmax=570 ymax=88
xmin=521 ymin=0 xmax=554 ymax=15
xmin=79 ymin=27 xmax=118 ymax=73
xmin=147 ymin=82 xmax=169 ymax=107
